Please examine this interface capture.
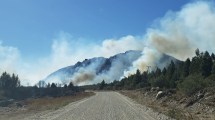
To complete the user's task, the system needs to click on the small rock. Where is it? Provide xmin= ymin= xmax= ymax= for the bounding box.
xmin=144 ymin=92 xmax=148 ymax=96
xmin=156 ymin=91 xmax=166 ymax=99
xmin=197 ymin=92 xmax=204 ymax=99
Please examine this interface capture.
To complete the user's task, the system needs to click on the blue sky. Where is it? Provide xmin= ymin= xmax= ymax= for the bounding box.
xmin=0 ymin=0 xmax=191 ymax=59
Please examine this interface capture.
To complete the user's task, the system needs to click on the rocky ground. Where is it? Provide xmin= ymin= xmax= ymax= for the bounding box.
xmin=120 ymin=87 xmax=215 ymax=120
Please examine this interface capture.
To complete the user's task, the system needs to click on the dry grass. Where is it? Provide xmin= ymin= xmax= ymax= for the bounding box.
xmin=0 ymin=92 xmax=95 ymax=120
xmin=25 ymin=92 xmax=95 ymax=111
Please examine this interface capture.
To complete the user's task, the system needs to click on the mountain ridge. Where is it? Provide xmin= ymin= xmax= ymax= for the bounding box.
xmin=44 ymin=50 xmax=178 ymax=85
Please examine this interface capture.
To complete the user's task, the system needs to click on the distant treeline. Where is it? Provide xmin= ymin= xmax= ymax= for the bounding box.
xmin=96 ymin=49 xmax=215 ymax=96
xmin=0 ymin=72 xmax=81 ymax=100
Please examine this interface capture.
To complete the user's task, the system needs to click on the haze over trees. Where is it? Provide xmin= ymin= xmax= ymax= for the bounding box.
xmin=100 ymin=49 xmax=215 ymax=96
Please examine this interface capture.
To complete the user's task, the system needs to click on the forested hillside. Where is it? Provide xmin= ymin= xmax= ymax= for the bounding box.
xmin=99 ymin=49 xmax=215 ymax=96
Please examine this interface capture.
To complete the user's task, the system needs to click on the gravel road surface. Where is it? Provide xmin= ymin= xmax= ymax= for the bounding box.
xmin=24 ymin=92 xmax=169 ymax=120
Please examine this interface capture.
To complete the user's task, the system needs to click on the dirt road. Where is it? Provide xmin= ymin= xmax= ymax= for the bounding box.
xmin=24 ymin=92 xmax=170 ymax=120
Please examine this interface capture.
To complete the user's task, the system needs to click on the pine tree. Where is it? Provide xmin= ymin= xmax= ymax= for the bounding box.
xmin=51 ymin=83 xmax=57 ymax=88
xmin=68 ymin=82 xmax=74 ymax=89
xmin=162 ymin=67 xmax=167 ymax=76
xmin=166 ymin=61 xmax=175 ymax=80
xmin=212 ymin=63 xmax=215 ymax=74
xmin=134 ymin=69 xmax=141 ymax=84
xmin=190 ymin=56 xmax=201 ymax=74
xmin=99 ymin=80 xmax=106 ymax=90
xmin=183 ymin=58 xmax=191 ymax=77
xmin=155 ymin=68 xmax=161 ymax=77
xmin=195 ymin=48 xmax=200 ymax=56
xmin=201 ymin=51 xmax=213 ymax=77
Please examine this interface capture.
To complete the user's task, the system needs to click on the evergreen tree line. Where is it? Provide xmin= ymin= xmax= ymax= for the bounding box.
xmin=103 ymin=49 xmax=215 ymax=96
xmin=0 ymin=72 xmax=80 ymax=100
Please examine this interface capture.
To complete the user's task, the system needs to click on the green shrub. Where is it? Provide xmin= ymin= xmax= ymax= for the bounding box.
xmin=177 ymin=74 xmax=208 ymax=96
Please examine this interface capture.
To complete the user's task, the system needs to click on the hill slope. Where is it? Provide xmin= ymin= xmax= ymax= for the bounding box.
xmin=44 ymin=50 xmax=178 ymax=85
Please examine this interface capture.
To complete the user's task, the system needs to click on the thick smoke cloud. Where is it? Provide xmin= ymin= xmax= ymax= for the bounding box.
xmin=0 ymin=33 xmax=143 ymax=85
xmin=149 ymin=1 xmax=215 ymax=60
xmin=125 ymin=1 xmax=215 ymax=76
xmin=1 ymin=1 xmax=215 ymax=85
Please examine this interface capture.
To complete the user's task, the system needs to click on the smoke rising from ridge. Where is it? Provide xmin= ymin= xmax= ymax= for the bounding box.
xmin=124 ymin=1 xmax=215 ymax=76
xmin=1 ymin=1 xmax=215 ymax=85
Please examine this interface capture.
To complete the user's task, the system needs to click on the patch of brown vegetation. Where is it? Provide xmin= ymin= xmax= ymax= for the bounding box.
xmin=0 ymin=92 xmax=95 ymax=120
xmin=25 ymin=92 xmax=95 ymax=111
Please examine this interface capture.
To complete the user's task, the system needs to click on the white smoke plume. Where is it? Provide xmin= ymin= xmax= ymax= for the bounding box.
xmin=1 ymin=1 xmax=215 ymax=85
xmin=0 ymin=33 xmax=143 ymax=85
xmin=125 ymin=1 xmax=215 ymax=76
xmin=0 ymin=42 xmax=20 ymax=74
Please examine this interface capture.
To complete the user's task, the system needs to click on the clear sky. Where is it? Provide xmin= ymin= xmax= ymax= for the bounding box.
xmin=0 ymin=0 xmax=191 ymax=59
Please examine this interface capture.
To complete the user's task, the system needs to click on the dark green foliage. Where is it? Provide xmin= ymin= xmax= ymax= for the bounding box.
xmin=135 ymin=69 xmax=142 ymax=84
xmin=51 ymin=83 xmax=57 ymax=88
xmin=212 ymin=63 xmax=215 ymax=74
xmin=155 ymin=68 xmax=161 ymax=76
xmin=201 ymin=51 xmax=212 ymax=77
xmin=64 ymin=84 xmax=68 ymax=89
xmin=99 ymin=80 xmax=106 ymax=90
xmin=68 ymin=82 xmax=74 ymax=89
xmin=195 ymin=48 xmax=200 ymax=56
xmin=183 ymin=58 xmax=191 ymax=77
xmin=211 ymin=53 xmax=215 ymax=60
xmin=0 ymin=72 xmax=20 ymax=89
xmin=162 ymin=67 xmax=167 ymax=76
xmin=189 ymin=55 xmax=201 ymax=74
xmin=166 ymin=61 xmax=176 ymax=80
xmin=150 ymin=75 xmax=167 ymax=88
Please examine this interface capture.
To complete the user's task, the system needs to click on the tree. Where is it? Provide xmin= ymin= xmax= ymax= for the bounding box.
xmin=166 ymin=61 xmax=176 ymax=80
xmin=190 ymin=56 xmax=201 ymax=74
xmin=201 ymin=51 xmax=213 ymax=77
xmin=68 ymin=82 xmax=74 ymax=89
xmin=133 ymin=69 xmax=141 ymax=86
xmin=51 ymin=83 xmax=57 ymax=88
xmin=64 ymin=84 xmax=68 ymax=89
xmin=183 ymin=58 xmax=191 ymax=77
xmin=195 ymin=48 xmax=200 ymax=56
xmin=211 ymin=53 xmax=215 ymax=61
xmin=46 ymin=83 xmax=51 ymax=88
xmin=38 ymin=80 xmax=46 ymax=88
xmin=11 ymin=73 xmax=20 ymax=88
xmin=212 ymin=63 xmax=215 ymax=74
xmin=155 ymin=68 xmax=161 ymax=77
xmin=99 ymin=80 xmax=106 ymax=90
xmin=162 ymin=67 xmax=167 ymax=76
xmin=0 ymin=72 xmax=20 ymax=89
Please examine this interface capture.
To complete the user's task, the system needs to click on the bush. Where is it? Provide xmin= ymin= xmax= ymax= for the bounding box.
xmin=150 ymin=75 xmax=169 ymax=88
xmin=177 ymin=74 xmax=208 ymax=96
xmin=204 ymin=74 xmax=215 ymax=87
